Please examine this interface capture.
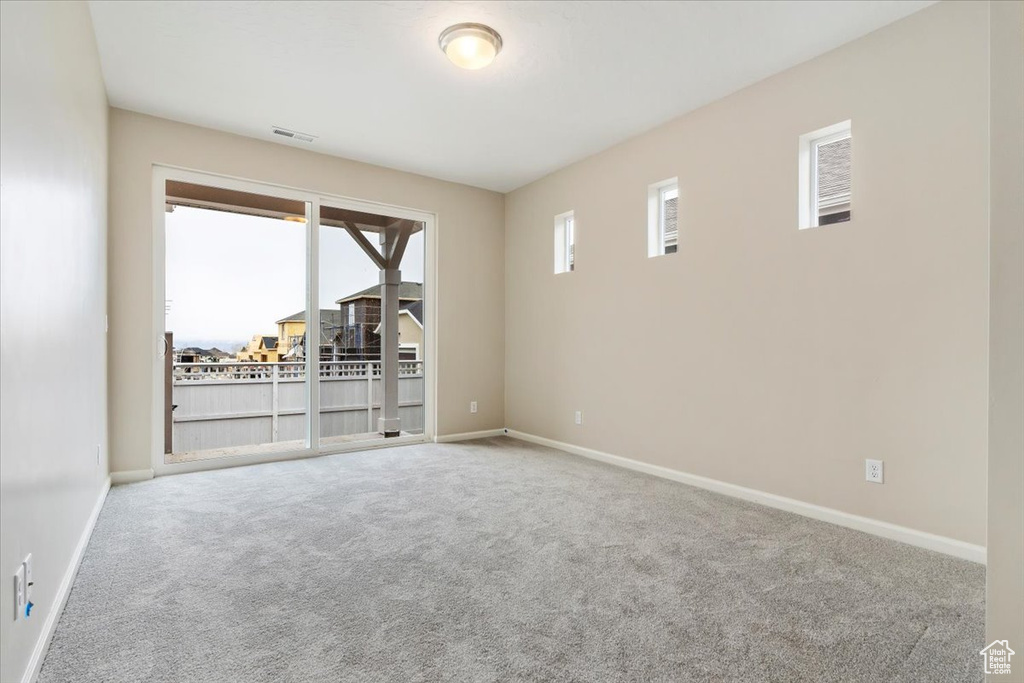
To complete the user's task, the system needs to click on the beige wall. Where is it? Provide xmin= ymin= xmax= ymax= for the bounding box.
xmin=109 ymin=110 xmax=504 ymax=474
xmin=986 ymin=0 xmax=1024 ymax=668
xmin=0 ymin=2 xmax=110 ymax=681
xmin=505 ymin=1 xmax=990 ymax=545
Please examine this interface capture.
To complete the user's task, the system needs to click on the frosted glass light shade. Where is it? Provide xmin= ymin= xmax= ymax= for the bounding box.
xmin=439 ymin=23 xmax=502 ymax=70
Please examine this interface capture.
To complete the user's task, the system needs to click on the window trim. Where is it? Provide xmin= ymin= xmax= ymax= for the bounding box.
xmin=565 ymin=213 xmax=575 ymax=272
xmin=648 ymin=177 xmax=678 ymax=257
xmin=799 ymin=120 xmax=852 ymax=230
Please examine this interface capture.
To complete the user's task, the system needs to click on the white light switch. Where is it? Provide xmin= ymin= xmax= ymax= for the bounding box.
xmin=13 ymin=565 xmax=25 ymax=621
xmin=23 ymin=554 xmax=33 ymax=603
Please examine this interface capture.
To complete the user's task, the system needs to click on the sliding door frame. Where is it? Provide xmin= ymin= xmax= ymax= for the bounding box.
xmin=151 ymin=165 xmax=437 ymax=476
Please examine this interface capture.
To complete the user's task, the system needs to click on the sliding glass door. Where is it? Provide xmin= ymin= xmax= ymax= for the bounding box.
xmin=163 ymin=181 xmax=310 ymax=464
xmin=160 ymin=172 xmax=430 ymax=468
xmin=317 ymin=202 xmax=425 ymax=447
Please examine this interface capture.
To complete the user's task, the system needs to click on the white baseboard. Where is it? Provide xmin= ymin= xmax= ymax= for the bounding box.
xmin=435 ymin=429 xmax=507 ymax=443
xmin=110 ymin=468 xmax=154 ymax=485
xmin=22 ymin=476 xmax=110 ymax=683
xmin=505 ymin=430 xmax=986 ymax=565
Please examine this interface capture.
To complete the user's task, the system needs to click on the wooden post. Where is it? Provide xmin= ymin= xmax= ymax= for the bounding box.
xmin=378 ymin=268 xmax=401 ymax=437
xmin=366 ymin=361 xmax=375 ymax=433
xmin=377 ymin=223 xmax=411 ymax=438
xmin=271 ymin=363 xmax=280 ymax=442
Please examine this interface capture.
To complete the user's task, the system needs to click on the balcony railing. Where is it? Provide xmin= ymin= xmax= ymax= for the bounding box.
xmin=172 ymin=360 xmax=423 ymax=382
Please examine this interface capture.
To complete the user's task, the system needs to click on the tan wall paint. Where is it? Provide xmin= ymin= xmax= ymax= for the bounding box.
xmin=0 ymin=2 xmax=109 ymax=681
xmin=505 ymin=1 xmax=990 ymax=545
xmin=986 ymin=0 xmax=1024 ymax=668
xmin=109 ymin=110 xmax=504 ymax=473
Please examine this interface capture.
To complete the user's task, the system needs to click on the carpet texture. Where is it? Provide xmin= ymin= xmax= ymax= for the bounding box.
xmin=40 ymin=437 xmax=985 ymax=682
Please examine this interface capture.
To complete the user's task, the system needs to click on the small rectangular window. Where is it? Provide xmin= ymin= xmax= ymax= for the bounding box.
xmin=799 ymin=120 xmax=852 ymax=229
xmin=554 ymin=211 xmax=575 ymax=274
xmin=648 ymin=178 xmax=679 ymax=257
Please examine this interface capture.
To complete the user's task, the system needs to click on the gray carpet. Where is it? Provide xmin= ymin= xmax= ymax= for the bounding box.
xmin=40 ymin=437 xmax=985 ymax=682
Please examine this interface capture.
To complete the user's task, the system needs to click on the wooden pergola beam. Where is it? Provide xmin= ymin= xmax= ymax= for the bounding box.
xmin=341 ymin=222 xmax=386 ymax=270
xmin=384 ymin=223 xmax=413 ymax=268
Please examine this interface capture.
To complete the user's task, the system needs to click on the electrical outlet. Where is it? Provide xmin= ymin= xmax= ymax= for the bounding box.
xmin=470 ymin=401 xmax=478 ymax=414
xmin=13 ymin=565 xmax=25 ymax=621
xmin=865 ymin=459 xmax=884 ymax=484
xmin=574 ymin=410 xmax=583 ymax=425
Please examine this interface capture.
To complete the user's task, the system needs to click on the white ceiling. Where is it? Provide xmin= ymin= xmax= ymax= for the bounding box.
xmin=88 ymin=1 xmax=934 ymax=192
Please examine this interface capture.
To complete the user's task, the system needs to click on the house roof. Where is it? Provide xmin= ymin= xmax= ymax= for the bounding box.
xmin=275 ymin=308 xmax=347 ymax=326
xmin=401 ymin=300 xmax=423 ymax=325
xmin=313 ymin=310 xmax=347 ymax=343
xmin=373 ymin=309 xmax=424 ymax=335
xmin=373 ymin=302 xmax=425 ymax=335
xmin=273 ymin=309 xmax=348 ymax=345
xmin=336 ymin=281 xmax=422 ymax=305
xmin=260 ymin=336 xmax=278 ymax=350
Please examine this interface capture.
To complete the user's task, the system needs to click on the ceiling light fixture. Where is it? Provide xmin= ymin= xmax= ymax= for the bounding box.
xmin=439 ymin=23 xmax=502 ymax=70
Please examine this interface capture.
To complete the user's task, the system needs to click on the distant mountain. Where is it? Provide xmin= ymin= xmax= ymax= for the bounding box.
xmin=174 ymin=338 xmax=248 ymax=353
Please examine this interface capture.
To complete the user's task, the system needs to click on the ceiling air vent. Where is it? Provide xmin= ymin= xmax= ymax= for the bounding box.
xmin=272 ymin=126 xmax=317 ymax=143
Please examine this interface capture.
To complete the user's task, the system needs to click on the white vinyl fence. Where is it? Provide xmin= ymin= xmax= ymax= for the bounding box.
xmin=171 ymin=361 xmax=424 ymax=453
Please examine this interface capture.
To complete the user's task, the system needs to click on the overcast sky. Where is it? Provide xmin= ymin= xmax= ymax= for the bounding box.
xmin=166 ymin=206 xmax=424 ymax=349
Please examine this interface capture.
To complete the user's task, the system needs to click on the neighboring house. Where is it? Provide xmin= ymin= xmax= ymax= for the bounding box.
xmin=236 ymin=334 xmax=279 ymax=362
xmin=274 ymin=309 xmax=346 ymax=359
xmin=373 ymin=300 xmax=424 ymax=360
xmin=663 ymin=194 xmax=678 ymax=254
xmin=275 ymin=313 xmax=306 ymax=359
xmin=816 ymin=136 xmax=852 ymax=224
xmin=334 ymin=281 xmax=422 ymax=360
